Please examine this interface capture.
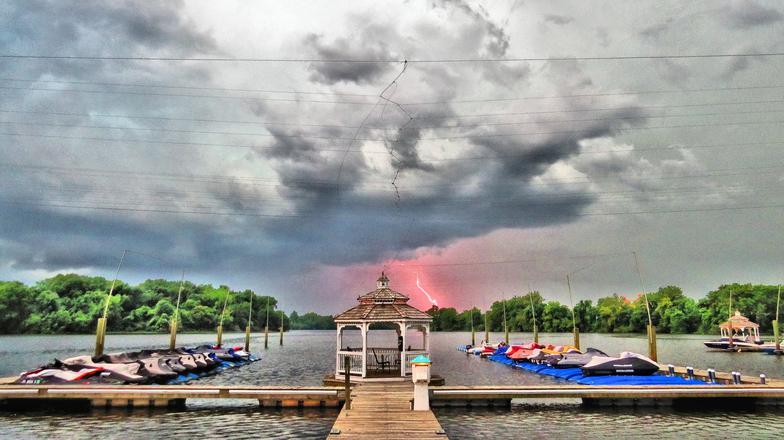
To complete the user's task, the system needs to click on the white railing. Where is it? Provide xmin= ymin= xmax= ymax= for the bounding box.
xmin=337 ymin=351 xmax=363 ymax=375
xmin=404 ymin=350 xmax=429 ymax=375
xmin=367 ymin=347 xmax=400 ymax=372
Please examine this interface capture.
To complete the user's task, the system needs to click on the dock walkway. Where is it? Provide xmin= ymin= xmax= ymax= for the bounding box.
xmin=328 ymin=382 xmax=446 ymax=439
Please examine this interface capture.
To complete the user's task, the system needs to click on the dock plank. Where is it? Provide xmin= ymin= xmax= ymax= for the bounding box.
xmin=328 ymin=382 xmax=445 ymax=440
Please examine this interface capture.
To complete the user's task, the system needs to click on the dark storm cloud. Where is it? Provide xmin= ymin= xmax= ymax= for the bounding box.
xmin=721 ymin=1 xmax=783 ymax=29
xmin=304 ymin=33 xmax=394 ymax=85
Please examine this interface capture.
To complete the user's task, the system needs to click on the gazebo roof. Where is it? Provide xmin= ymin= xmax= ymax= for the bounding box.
xmin=719 ymin=311 xmax=760 ymax=330
xmin=334 ymin=273 xmax=433 ymax=322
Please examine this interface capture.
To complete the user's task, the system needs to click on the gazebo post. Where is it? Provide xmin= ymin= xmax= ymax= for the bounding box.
xmin=425 ymin=324 xmax=430 ymax=353
xmin=361 ymin=322 xmax=368 ymax=378
xmin=401 ymin=321 xmax=407 ymax=377
xmin=335 ymin=324 xmax=342 ymax=377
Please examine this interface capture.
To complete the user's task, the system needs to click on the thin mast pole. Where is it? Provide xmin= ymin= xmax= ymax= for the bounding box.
xmin=774 ymin=285 xmax=781 ymax=352
xmin=169 ymin=270 xmax=185 ymax=350
xmin=633 ymin=251 xmax=657 ymax=361
xmin=470 ymin=307 xmax=476 ymax=346
xmin=502 ymin=294 xmax=508 ymax=345
xmin=529 ymin=284 xmax=538 ymax=344
xmin=95 ymin=249 xmax=127 ymax=357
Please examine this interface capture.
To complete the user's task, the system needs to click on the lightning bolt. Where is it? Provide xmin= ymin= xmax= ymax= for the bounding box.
xmin=415 ymin=273 xmax=438 ymax=306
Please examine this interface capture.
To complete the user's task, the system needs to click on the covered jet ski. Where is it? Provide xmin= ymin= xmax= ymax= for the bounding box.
xmin=508 ymin=343 xmax=544 ymax=361
xmin=580 ymin=351 xmax=659 ymax=376
xmin=16 ymin=367 xmax=110 ymax=385
xmin=60 ymin=355 xmax=147 ymax=383
xmin=546 ymin=347 xmax=608 ymax=368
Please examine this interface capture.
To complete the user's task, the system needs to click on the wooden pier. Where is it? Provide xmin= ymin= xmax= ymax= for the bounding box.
xmin=431 ymin=384 xmax=784 ymax=407
xmin=0 ymin=385 xmax=344 ymax=409
xmin=327 ymin=382 xmax=445 ymax=439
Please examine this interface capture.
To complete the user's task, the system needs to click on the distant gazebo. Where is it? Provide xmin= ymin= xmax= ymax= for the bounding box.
xmin=720 ymin=311 xmax=761 ymax=342
xmin=334 ymin=273 xmax=432 ymax=380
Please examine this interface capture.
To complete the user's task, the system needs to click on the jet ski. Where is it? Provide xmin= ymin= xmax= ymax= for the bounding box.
xmin=60 ymin=356 xmax=147 ymax=383
xmin=16 ymin=366 xmax=103 ymax=384
xmin=581 ymin=351 xmax=660 ymax=376
xmin=137 ymin=357 xmax=179 ymax=383
xmin=546 ymin=347 xmax=608 ymax=368
xmin=507 ymin=343 xmax=543 ymax=361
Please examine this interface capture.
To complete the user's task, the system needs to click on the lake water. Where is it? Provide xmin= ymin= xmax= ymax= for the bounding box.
xmin=1 ymin=331 xmax=783 ymax=438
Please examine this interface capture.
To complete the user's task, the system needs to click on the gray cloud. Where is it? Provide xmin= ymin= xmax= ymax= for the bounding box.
xmin=544 ymin=14 xmax=573 ymax=26
xmin=304 ymin=33 xmax=395 ymax=85
xmin=722 ymin=1 xmax=783 ymax=28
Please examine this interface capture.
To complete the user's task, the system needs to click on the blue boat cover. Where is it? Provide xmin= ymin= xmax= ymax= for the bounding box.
xmin=483 ymin=350 xmax=709 ymax=386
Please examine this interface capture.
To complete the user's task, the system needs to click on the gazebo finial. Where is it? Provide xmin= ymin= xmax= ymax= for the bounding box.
xmin=377 ymin=271 xmax=390 ymax=288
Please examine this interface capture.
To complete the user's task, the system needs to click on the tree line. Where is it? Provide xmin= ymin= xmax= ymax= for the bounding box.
xmin=427 ymin=283 xmax=782 ymax=335
xmin=0 ymin=273 xmax=334 ymax=334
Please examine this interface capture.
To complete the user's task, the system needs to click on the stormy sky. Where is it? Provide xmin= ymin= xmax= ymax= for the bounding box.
xmin=1 ymin=0 xmax=784 ymax=313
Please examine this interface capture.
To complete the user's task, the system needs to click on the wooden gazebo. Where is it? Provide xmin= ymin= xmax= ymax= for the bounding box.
xmin=334 ymin=273 xmax=432 ymax=380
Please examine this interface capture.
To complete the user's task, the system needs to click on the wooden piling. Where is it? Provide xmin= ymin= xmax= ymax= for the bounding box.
xmin=94 ymin=317 xmax=107 ymax=358
xmin=279 ymin=310 xmax=284 ymax=346
xmin=573 ymin=327 xmax=580 ymax=351
xmin=216 ymin=325 xmax=223 ymax=347
xmin=647 ymin=324 xmax=658 ymax=362
xmin=344 ymin=357 xmax=351 ymax=410
xmin=244 ymin=325 xmax=251 ymax=352
xmin=169 ymin=318 xmax=178 ymax=351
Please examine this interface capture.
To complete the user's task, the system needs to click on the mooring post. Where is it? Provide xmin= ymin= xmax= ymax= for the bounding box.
xmin=169 ymin=317 xmax=178 ymax=350
xmin=94 ymin=317 xmax=107 ymax=358
xmin=244 ymin=324 xmax=251 ymax=352
xmin=343 ymin=356 xmax=351 ymax=410
xmin=760 ymin=374 xmax=767 ymax=384
xmin=279 ymin=310 xmax=284 ymax=346
xmin=667 ymin=364 xmax=675 ymax=376
xmin=264 ymin=297 xmax=270 ymax=349
xmin=708 ymin=368 xmax=716 ymax=383
xmin=686 ymin=366 xmax=695 ymax=381
xmin=647 ymin=324 xmax=658 ymax=362
xmin=216 ymin=325 xmax=223 ymax=347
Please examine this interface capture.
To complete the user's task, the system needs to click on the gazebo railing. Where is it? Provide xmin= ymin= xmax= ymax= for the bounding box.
xmin=337 ymin=351 xmax=363 ymax=375
xmin=367 ymin=348 xmax=400 ymax=372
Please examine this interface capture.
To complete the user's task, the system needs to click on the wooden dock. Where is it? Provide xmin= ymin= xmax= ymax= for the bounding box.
xmin=431 ymin=384 xmax=784 ymax=406
xmin=327 ymin=382 xmax=446 ymax=439
xmin=0 ymin=385 xmax=344 ymax=408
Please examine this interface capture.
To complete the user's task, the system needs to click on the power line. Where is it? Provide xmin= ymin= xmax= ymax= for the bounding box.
xmin=3 ymin=106 xmax=782 ymax=133
xmin=3 ymin=51 xmax=784 ymax=62
xmin=0 ymin=85 xmax=373 ymax=105
xmin=5 ymin=198 xmax=784 ymax=222
xmin=0 ymin=77 xmax=377 ymax=98
xmin=3 ymin=115 xmax=783 ymax=142
xmin=4 ymin=76 xmax=783 ymax=105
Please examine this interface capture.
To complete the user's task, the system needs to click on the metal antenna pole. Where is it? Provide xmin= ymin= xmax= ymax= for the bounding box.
xmin=633 ymin=251 xmax=657 ymax=361
xmin=95 ymin=249 xmax=127 ymax=357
